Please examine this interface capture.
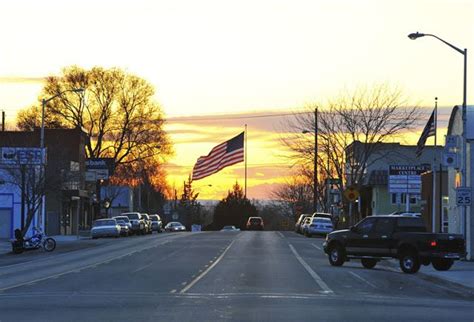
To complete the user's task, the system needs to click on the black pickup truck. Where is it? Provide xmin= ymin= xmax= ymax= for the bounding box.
xmin=323 ymin=215 xmax=466 ymax=273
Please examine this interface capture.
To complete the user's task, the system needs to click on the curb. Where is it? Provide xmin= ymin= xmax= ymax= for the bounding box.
xmin=380 ymin=259 xmax=474 ymax=295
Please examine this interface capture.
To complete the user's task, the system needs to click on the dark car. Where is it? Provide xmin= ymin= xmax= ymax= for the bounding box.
xmin=295 ymin=214 xmax=312 ymax=234
xmin=149 ymin=214 xmax=163 ymax=233
xmin=323 ymin=215 xmax=466 ymax=274
xmin=246 ymin=217 xmax=264 ymax=231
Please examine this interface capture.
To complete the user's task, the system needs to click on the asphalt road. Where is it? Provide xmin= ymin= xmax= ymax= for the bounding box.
xmin=0 ymin=231 xmax=472 ymax=321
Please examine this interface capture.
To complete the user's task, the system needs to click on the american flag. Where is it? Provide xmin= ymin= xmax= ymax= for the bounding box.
xmin=416 ymin=109 xmax=436 ymax=157
xmin=192 ymin=132 xmax=244 ymax=180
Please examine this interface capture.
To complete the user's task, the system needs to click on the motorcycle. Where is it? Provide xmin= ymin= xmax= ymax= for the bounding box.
xmin=11 ymin=227 xmax=56 ymax=254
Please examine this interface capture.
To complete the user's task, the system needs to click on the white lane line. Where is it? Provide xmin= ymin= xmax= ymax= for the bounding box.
xmin=276 ymin=231 xmax=285 ymax=238
xmin=132 ymin=262 xmax=153 ymax=273
xmin=348 ymin=271 xmax=377 ymax=288
xmin=288 ymin=243 xmax=333 ymax=294
xmin=311 ymin=243 xmax=322 ymax=251
xmin=170 ymin=289 xmax=177 ymax=294
xmin=180 ymin=240 xmax=235 ymax=294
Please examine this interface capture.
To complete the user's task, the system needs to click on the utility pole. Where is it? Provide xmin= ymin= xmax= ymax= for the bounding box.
xmin=1 ymin=110 xmax=5 ymax=131
xmin=313 ymin=107 xmax=318 ymax=213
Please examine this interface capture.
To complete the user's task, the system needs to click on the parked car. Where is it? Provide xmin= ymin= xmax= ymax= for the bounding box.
xmin=149 ymin=214 xmax=163 ymax=233
xmin=304 ymin=217 xmax=333 ymax=237
xmin=323 ymin=215 xmax=466 ymax=273
xmin=246 ymin=217 xmax=264 ymax=231
xmin=116 ymin=219 xmax=130 ymax=237
xmin=113 ymin=216 xmax=132 ymax=230
xmin=140 ymin=213 xmax=153 ymax=234
xmin=122 ymin=212 xmax=146 ymax=235
xmin=164 ymin=222 xmax=186 ymax=232
xmin=91 ymin=219 xmax=121 ymax=239
xmin=300 ymin=217 xmax=313 ymax=235
xmin=220 ymin=225 xmax=240 ymax=231
xmin=389 ymin=211 xmax=421 ymax=217
xmin=295 ymin=214 xmax=312 ymax=234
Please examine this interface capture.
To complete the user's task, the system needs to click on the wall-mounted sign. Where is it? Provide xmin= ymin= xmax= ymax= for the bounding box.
xmin=0 ymin=147 xmax=46 ymax=165
xmin=85 ymin=158 xmax=115 ymax=181
xmin=388 ymin=165 xmax=430 ymax=194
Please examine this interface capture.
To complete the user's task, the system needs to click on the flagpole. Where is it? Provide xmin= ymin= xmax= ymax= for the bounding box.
xmin=245 ymin=124 xmax=247 ymax=198
xmin=432 ymin=97 xmax=438 ymax=232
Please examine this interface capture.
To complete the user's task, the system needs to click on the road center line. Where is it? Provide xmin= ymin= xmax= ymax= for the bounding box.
xmin=348 ymin=271 xmax=377 ymax=288
xmin=180 ymin=239 xmax=235 ymax=294
xmin=276 ymin=231 xmax=285 ymax=238
xmin=288 ymin=243 xmax=334 ymax=294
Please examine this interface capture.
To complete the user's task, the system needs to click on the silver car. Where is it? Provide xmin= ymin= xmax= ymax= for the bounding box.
xmin=164 ymin=222 xmax=186 ymax=232
xmin=91 ymin=219 xmax=121 ymax=239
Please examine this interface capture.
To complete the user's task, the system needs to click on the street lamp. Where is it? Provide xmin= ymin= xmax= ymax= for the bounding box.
xmin=302 ymin=107 xmax=318 ymax=212
xmin=408 ymin=31 xmax=467 ymax=237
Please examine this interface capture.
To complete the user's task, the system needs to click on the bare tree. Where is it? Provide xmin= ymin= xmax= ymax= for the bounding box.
xmin=281 ymin=84 xmax=421 ymax=218
xmin=16 ymin=66 xmax=173 ymax=187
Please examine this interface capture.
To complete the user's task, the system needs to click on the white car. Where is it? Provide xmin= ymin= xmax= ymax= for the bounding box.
xmin=164 ymin=222 xmax=186 ymax=232
xmin=305 ymin=217 xmax=333 ymax=237
xmin=91 ymin=219 xmax=121 ymax=239
xmin=300 ymin=217 xmax=313 ymax=235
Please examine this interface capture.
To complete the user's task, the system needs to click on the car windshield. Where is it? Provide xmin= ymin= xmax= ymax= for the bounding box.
xmin=249 ymin=218 xmax=262 ymax=224
xmin=115 ymin=217 xmax=129 ymax=223
xmin=313 ymin=218 xmax=331 ymax=223
xmin=125 ymin=214 xmax=140 ymax=220
xmin=150 ymin=215 xmax=160 ymax=221
xmin=94 ymin=220 xmax=115 ymax=227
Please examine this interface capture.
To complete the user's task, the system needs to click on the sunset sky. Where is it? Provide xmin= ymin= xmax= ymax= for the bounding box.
xmin=0 ymin=0 xmax=473 ymax=199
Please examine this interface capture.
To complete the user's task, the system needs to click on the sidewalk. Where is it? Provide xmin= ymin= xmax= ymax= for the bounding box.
xmin=1 ymin=235 xmax=91 ymax=254
xmin=385 ymin=258 xmax=474 ymax=290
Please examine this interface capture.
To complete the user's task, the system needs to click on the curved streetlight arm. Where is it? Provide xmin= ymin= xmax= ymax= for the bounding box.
xmin=43 ymin=88 xmax=84 ymax=104
xmin=424 ymin=33 xmax=465 ymax=55
xmin=409 ymin=32 xmax=465 ymax=55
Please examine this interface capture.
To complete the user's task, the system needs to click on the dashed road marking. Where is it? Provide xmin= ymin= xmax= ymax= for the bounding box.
xmin=276 ymin=231 xmax=285 ymax=238
xmin=180 ymin=240 xmax=235 ymax=294
xmin=170 ymin=289 xmax=177 ymax=294
xmin=348 ymin=271 xmax=377 ymax=288
xmin=312 ymin=243 xmax=322 ymax=251
xmin=288 ymin=243 xmax=334 ymax=294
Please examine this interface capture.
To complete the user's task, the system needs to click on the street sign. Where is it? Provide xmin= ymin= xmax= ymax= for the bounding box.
xmin=388 ymin=165 xmax=430 ymax=194
xmin=443 ymin=152 xmax=458 ymax=168
xmin=344 ymin=187 xmax=359 ymax=202
xmin=456 ymin=187 xmax=471 ymax=206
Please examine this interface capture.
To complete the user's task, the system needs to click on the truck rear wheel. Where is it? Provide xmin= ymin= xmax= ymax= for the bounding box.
xmin=431 ymin=258 xmax=454 ymax=271
xmin=361 ymin=258 xmax=377 ymax=269
xmin=399 ymin=251 xmax=420 ymax=274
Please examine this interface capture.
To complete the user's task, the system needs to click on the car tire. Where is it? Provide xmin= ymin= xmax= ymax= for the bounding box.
xmin=328 ymin=244 xmax=345 ymax=266
xmin=361 ymin=258 xmax=377 ymax=269
xmin=431 ymin=258 xmax=454 ymax=271
xmin=399 ymin=251 xmax=421 ymax=274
